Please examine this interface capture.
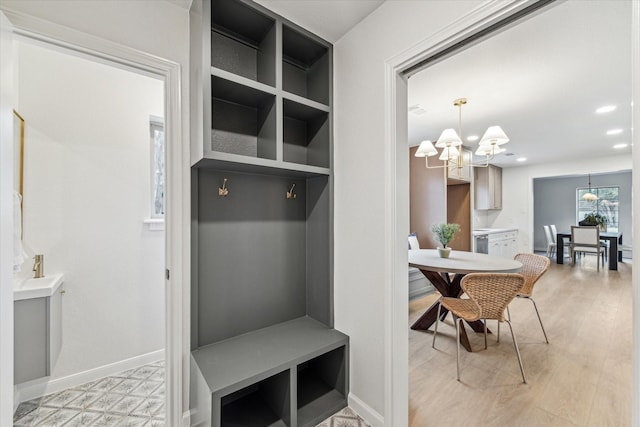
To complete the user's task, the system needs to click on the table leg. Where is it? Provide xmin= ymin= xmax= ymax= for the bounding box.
xmin=557 ymin=233 xmax=564 ymax=264
xmin=411 ymin=270 xmax=486 ymax=352
xmin=608 ymin=235 xmax=619 ymax=270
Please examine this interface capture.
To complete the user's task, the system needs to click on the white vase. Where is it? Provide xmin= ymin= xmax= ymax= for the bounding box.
xmin=437 ymin=247 xmax=451 ymax=258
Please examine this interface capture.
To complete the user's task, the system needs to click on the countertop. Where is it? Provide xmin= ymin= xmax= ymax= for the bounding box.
xmin=472 ymin=228 xmax=518 ymax=236
xmin=13 ymin=273 xmax=65 ymax=301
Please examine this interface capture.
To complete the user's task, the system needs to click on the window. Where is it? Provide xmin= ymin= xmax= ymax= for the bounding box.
xmin=576 ymin=186 xmax=619 ymax=232
xmin=150 ymin=117 xmax=165 ymax=218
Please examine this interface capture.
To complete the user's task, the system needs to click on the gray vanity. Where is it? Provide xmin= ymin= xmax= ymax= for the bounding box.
xmin=13 ymin=274 xmax=64 ymax=384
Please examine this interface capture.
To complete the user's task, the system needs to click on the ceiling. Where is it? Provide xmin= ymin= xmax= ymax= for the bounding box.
xmin=252 ymin=0 xmax=384 ymax=43
xmin=407 ymin=0 xmax=632 ymax=168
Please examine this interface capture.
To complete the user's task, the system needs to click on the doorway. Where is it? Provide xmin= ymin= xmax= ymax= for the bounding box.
xmin=1 ymin=11 xmax=185 ymax=426
xmin=11 ymin=38 xmax=167 ymax=422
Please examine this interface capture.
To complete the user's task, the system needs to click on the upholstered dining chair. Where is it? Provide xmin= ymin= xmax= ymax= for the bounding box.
xmin=543 ymin=225 xmax=556 ymax=258
xmin=510 ymin=253 xmax=551 ymax=343
xmin=432 ymin=273 xmax=527 ymax=383
xmin=570 ymin=226 xmax=605 ymax=271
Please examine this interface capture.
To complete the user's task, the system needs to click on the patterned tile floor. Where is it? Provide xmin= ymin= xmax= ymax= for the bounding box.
xmin=317 ymin=407 xmax=371 ymax=427
xmin=13 ymin=360 xmax=165 ymax=426
xmin=14 ymin=360 xmax=370 ymax=427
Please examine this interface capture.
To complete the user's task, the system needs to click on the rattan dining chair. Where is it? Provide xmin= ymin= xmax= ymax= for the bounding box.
xmin=432 ymin=273 xmax=527 ymax=383
xmin=510 ymin=253 xmax=551 ymax=343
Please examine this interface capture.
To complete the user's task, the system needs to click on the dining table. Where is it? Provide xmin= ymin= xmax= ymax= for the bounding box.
xmin=556 ymin=230 xmax=623 ymax=270
xmin=409 ymin=249 xmax=522 ymax=352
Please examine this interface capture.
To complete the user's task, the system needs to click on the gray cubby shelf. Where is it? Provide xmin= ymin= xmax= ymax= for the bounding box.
xmin=211 ymin=0 xmax=276 ymax=86
xmin=190 ymin=0 xmax=344 ymax=425
xmin=211 ymin=75 xmax=277 ymax=159
xmin=282 ymin=24 xmax=330 ymax=106
xmin=191 ymin=317 xmax=348 ymax=427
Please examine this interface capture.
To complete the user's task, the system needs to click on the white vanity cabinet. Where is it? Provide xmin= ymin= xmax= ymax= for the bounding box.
xmin=14 ymin=275 xmax=64 ymax=384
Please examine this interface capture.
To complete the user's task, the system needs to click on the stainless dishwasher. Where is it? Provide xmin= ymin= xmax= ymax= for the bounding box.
xmin=475 ymin=234 xmax=489 ymax=254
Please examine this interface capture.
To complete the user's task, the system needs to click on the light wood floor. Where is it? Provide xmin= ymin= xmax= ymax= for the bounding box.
xmin=409 ymin=254 xmax=632 ymax=426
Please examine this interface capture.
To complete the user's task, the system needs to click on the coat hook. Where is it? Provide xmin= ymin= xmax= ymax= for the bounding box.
xmin=286 ymin=183 xmax=297 ymax=199
xmin=218 ymin=178 xmax=229 ymax=197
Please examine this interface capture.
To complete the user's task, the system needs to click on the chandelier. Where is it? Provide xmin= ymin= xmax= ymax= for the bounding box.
xmin=414 ymin=98 xmax=509 ymax=168
xmin=582 ymin=174 xmax=598 ymax=201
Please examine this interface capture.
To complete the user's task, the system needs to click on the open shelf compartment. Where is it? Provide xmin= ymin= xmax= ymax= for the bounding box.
xmin=211 ymin=76 xmax=276 ymax=159
xmin=283 ymin=99 xmax=330 ymax=169
xmin=211 ymin=0 xmax=276 ymax=86
xmin=297 ymin=346 xmax=347 ymax=427
xmin=221 ymin=370 xmax=290 ymax=427
xmin=282 ymin=25 xmax=330 ymax=105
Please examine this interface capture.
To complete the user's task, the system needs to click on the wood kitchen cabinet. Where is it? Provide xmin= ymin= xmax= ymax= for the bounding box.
xmin=447 ymin=148 xmax=471 ymax=183
xmin=474 ymin=164 xmax=502 ymax=210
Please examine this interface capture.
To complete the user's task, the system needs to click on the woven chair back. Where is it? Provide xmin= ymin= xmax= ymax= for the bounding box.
xmin=461 ymin=273 xmax=524 ymax=322
xmin=514 ymin=253 xmax=550 ymax=296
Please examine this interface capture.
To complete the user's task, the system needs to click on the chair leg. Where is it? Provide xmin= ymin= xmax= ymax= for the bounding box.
xmin=529 ymin=297 xmax=549 ymax=344
xmin=455 ymin=316 xmax=461 ymax=381
xmin=505 ymin=320 xmax=527 ymax=384
xmin=432 ymin=299 xmax=442 ymax=349
xmin=483 ymin=319 xmax=487 ymax=349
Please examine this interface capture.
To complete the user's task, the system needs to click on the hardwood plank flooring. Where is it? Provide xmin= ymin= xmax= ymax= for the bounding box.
xmin=409 ymin=255 xmax=632 ymax=426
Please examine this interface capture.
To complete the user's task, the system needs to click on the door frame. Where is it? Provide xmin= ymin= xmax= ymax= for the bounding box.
xmin=0 ymin=10 xmax=188 ymax=426
xmin=382 ymin=0 xmax=640 ymax=425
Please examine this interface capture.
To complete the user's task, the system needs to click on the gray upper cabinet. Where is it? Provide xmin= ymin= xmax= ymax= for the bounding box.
xmin=189 ymin=1 xmax=346 ymax=426
xmin=474 ymin=164 xmax=502 ymax=210
xmin=190 ymin=0 xmax=332 ymax=176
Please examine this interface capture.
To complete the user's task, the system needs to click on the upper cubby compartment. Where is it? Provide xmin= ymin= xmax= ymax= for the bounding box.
xmin=283 ymin=99 xmax=330 ymax=169
xmin=211 ymin=76 xmax=277 ymax=159
xmin=282 ymin=25 xmax=330 ymax=106
xmin=211 ymin=0 xmax=276 ymax=86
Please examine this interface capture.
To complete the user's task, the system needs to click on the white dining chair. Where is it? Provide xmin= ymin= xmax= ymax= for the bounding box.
xmin=543 ymin=225 xmax=556 ymax=258
xmin=570 ymin=226 xmax=606 ymax=271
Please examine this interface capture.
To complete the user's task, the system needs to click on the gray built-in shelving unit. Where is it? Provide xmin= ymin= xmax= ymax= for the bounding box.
xmin=189 ymin=0 xmax=347 ymax=426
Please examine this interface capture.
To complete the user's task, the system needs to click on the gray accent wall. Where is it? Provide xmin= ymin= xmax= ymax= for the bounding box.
xmin=533 ymin=171 xmax=632 ymax=252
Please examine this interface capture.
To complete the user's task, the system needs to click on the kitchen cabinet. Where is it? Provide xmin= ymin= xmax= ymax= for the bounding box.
xmin=474 ymin=164 xmax=502 ymax=209
xmin=447 ymin=148 xmax=471 ymax=183
xmin=486 ymin=230 xmax=518 ymax=259
xmin=189 ymin=0 xmax=347 ymax=425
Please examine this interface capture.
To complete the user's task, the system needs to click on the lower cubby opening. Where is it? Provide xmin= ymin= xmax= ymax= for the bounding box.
xmin=221 ymin=370 xmax=290 ymax=427
xmin=296 ymin=346 xmax=346 ymax=427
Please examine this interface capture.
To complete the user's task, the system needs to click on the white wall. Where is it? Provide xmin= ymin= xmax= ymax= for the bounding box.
xmin=333 ymin=1 xmax=482 ymax=421
xmin=16 ymin=41 xmax=165 ymax=378
xmin=487 ymin=154 xmax=632 ymax=253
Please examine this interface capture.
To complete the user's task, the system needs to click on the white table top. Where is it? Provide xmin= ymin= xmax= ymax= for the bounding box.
xmin=409 ymin=249 xmax=522 ymax=274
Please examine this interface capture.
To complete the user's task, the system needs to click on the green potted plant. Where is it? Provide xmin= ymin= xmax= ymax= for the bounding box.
xmin=431 ymin=223 xmax=461 ymax=258
xmin=580 ymin=212 xmax=608 ymax=231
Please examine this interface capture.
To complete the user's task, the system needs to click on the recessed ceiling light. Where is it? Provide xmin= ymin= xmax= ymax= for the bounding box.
xmin=606 ymin=129 xmax=623 ymax=135
xmin=466 ymin=135 xmax=479 ymax=142
xmin=408 ymin=104 xmax=427 ymax=115
xmin=596 ymin=105 xmax=616 ymax=114
xmin=516 ymin=157 xmax=527 ymax=162
xmin=613 ymin=143 xmax=628 ymax=149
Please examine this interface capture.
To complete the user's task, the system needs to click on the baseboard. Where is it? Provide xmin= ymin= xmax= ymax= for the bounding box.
xmin=348 ymin=393 xmax=383 ymax=427
xmin=14 ymin=349 xmax=164 ymax=405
